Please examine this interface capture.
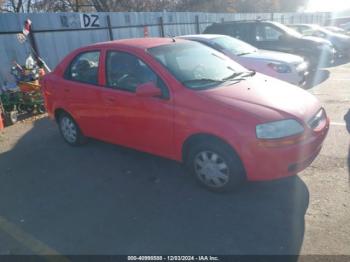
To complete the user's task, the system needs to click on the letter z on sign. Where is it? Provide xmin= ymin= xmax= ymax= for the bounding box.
xmin=80 ymin=14 xmax=100 ymax=28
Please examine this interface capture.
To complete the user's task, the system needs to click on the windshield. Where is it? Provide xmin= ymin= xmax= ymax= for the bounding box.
xmin=212 ymin=36 xmax=257 ymax=56
xmin=273 ymin=22 xmax=303 ymax=38
xmin=326 ymin=27 xmax=345 ymax=33
xmin=148 ymin=42 xmax=247 ymax=90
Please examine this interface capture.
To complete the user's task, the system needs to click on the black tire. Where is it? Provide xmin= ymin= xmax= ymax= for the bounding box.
xmin=186 ymin=139 xmax=246 ymax=192
xmin=17 ymin=104 xmax=26 ymax=113
xmin=4 ymin=111 xmax=18 ymax=126
xmin=58 ymin=112 xmax=87 ymax=146
xmin=37 ymin=104 xmax=46 ymax=114
xmin=25 ymin=105 xmax=35 ymax=114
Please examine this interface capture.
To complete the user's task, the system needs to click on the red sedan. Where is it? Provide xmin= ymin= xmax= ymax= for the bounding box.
xmin=42 ymin=38 xmax=329 ymax=191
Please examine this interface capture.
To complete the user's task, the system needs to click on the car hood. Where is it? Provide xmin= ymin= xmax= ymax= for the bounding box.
xmin=239 ymin=49 xmax=304 ymax=64
xmin=198 ymin=73 xmax=320 ymax=123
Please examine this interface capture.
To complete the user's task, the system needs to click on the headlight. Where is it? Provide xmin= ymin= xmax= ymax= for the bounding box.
xmin=256 ymin=119 xmax=304 ymax=139
xmin=296 ymin=61 xmax=308 ymax=71
xmin=267 ymin=63 xmax=292 ymax=73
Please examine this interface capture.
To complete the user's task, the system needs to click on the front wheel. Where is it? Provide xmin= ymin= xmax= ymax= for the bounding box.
xmin=4 ymin=111 xmax=18 ymax=126
xmin=37 ymin=104 xmax=46 ymax=114
xmin=58 ymin=113 xmax=87 ymax=146
xmin=186 ymin=140 xmax=246 ymax=192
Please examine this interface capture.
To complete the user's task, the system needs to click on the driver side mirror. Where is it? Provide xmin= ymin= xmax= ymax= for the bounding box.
xmin=135 ymin=82 xmax=162 ymax=98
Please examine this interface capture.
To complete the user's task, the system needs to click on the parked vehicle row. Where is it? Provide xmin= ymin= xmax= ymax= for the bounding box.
xmin=324 ymin=26 xmax=350 ymax=36
xmin=42 ymin=37 xmax=329 ymax=192
xmin=340 ymin=22 xmax=350 ymax=32
xmin=288 ymin=24 xmax=350 ymax=58
xmin=203 ymin=20 xmax=337 ymax=68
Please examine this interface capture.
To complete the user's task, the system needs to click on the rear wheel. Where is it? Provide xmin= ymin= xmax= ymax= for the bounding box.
xmin=186 ymin=139 xmax=246 ymax=192
xmin=58 ymin=113 xmax=87 ymax=146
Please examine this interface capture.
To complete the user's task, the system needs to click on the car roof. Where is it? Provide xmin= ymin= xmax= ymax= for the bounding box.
xmin=80 ymin=37 xmax=189 ymax=50
xmin=292 ymin=24 xmax=318 ymax=28
xmin=211 ymin=20 xmax=271 ymax=25
xmin=177 ymin=34 xmax=223 ymax=40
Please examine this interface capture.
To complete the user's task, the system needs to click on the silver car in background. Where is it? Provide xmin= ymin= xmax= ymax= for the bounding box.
xmin=177 ymin=34 xmax=309 ymax=86
xmin=288 ymin=24 xmax=350 ymax=58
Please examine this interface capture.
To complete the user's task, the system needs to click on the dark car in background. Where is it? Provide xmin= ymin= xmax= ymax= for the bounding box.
xmin=204 ymin=20 xmax=336 ymax=68
xmin=324 ymin=26 xmax=350 ymax=36
xmin=288 ymin=24 xmax=350 ymax=58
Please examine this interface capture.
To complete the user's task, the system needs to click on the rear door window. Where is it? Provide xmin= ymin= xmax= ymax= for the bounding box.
xmin=65 ymin=51 xmax=100 ymax=85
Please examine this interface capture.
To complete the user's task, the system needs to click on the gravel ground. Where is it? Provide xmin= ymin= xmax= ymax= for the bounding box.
xmin=0 ymin=61 xmax=349 ymax=257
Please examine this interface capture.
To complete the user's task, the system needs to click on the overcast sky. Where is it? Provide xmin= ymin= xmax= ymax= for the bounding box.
xmin=306 ymin=0 xmax=350 ymax=12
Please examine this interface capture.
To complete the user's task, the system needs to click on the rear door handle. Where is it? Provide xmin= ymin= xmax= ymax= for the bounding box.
xmin=63 ymin=88 xmax=70 ymax=93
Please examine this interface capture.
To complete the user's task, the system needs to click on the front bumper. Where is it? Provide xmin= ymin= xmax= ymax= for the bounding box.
xmin=241 ymin=118 xmax=329 ymax=181
xmin=271 ymin=62 xmax=309 ymax=86
xmin=335 ymin=45 xmax=350 ymax=58
xmin=278 ymin=71 xmax=308 ymax=87
xmin=314 ymin=47 xmax=337 ymax=67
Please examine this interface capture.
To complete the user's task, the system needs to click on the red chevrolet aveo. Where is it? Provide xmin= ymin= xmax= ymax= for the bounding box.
xmin=42 ymin=38 xmax=329 ymax=191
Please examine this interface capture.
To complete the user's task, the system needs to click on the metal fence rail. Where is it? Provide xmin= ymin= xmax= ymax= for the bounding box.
xmin=0 ymin=11 xmax=330 ymax=84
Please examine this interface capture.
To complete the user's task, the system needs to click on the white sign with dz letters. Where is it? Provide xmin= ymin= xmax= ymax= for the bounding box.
xmin=80 ymin=14 xmax=100 ymax=28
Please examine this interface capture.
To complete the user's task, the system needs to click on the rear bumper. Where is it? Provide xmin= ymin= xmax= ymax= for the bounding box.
xmin=241 ymin=119 xmax=329 ymax=181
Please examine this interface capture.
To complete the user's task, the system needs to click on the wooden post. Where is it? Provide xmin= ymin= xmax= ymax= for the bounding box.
xmin=159 ymin=17 xmax=165 ymax=37
xmin=107 ymin=15 xmax=114 ymax=41
xmin=195 ymin=15 xmax=200 ymax=34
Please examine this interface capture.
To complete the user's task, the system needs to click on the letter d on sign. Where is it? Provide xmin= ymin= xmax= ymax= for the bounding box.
xmin=83 ymin=14 xmax=90 ymax=27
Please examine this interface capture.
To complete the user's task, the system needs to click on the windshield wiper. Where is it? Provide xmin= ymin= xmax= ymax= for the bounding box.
xmin=182 ymin=78 xmax=224 ymax=85
xmin=222 ymin=72 xmax=243 ymax=81
xmin=240 ymin=70 xmax=256 ymax=77
xmin=222 ymin=70 xmax=256 ymax=82
xmin=237 ymin=52 xmax=252 ymax=56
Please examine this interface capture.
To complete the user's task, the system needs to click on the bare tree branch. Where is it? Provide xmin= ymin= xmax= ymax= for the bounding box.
xmin=26 ymin=0 xmax=31 ymax=12
xmin=0 ymin=0 xmax=309 ymax=13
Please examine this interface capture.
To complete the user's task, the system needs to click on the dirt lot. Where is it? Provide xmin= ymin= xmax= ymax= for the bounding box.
xmin=0 ymin=61 xmax=349 ymax=256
